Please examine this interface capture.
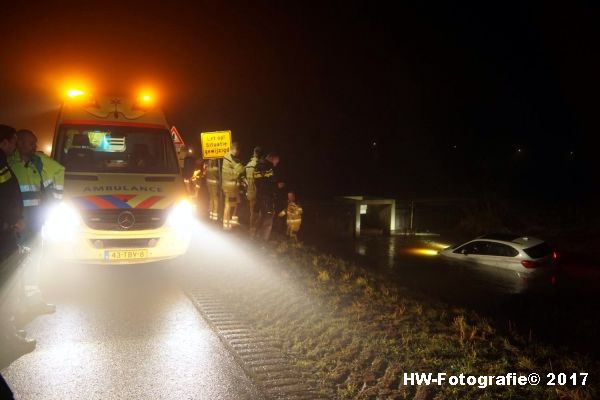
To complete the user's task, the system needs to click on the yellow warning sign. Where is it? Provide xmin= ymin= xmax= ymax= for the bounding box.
xmin=200 ymin=130 xmax=231 ymax=159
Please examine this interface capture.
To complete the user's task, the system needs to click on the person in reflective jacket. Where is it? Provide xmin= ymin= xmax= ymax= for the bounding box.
xmin=243 ymin=146 xmax=263 ymax=236
xmin=221 ymin=142 xmax=244 ymax=231
xmin=0 ymin=124 xmax=36 ymax=359
xmin=190 ymin=158 xmax=206 ymax=218
xmin=0 ymin=126 xmax=24 ymax=261
xmin=8 ymin=129 xmax=63 ymax=317
xmin=205 ymin=159 xmax=220 ymax=221
xmin=9 ymin=130 xmax=64 ymax=241
xmin=253 ymin=152 xmax=284 ymax=242
xmin=278 ymin=191 xmax=303 ymax=242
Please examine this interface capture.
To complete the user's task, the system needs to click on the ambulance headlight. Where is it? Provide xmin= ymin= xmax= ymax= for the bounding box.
xmin=42 ymin=202 xmax=81 ymax=241
xmin=167 ymin=200 xmax=194 ymax=229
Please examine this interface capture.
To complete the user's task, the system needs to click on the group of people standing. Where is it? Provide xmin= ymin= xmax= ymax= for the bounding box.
xmin=0 ymin=124 xmax=64 ymax=366
xmin=186 ymin=143 xmax=303 ymax=242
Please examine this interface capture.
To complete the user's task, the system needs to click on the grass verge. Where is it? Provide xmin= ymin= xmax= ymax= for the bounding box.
xmin=226 ymin=239 xmax=598 ymax=399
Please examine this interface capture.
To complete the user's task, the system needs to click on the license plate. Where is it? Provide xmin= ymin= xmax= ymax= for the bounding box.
xmin=104 ymin=249 xmax=148 ymax=261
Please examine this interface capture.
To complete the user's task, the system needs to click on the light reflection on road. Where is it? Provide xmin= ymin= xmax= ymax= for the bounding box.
xmin=1 ymin=226 xmax=264 ymax=400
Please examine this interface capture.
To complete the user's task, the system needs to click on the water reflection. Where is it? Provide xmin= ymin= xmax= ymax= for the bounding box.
xmin=306 ymin=231 xmax=599 ymax=358
xmin=309 ymin=233 xmax=548 ymax=298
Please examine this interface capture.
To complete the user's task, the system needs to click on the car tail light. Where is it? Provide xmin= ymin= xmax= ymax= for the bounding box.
xmin=521 ymin=260 xmax=540 ymax=269
xmin=552 ymin=251 xmax=558 ymax=260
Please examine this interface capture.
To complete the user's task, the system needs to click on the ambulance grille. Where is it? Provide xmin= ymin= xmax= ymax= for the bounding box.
xmin=92 ymin=238 xmax=158 ymax=249
xmin=82 ymin=209 xmax=167 ymax=231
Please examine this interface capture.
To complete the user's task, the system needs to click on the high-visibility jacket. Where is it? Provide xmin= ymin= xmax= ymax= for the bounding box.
xmin=8 ymin=151 xmax=65 ymax=208
xmin=244 ymin=156 xmax=258 ymax=198
xmin=221 ymin=153 xmax=243 ymax=193
xmin=205 ymin=159 xmax=220 ymax=187
xmin=280 ymin=201 xmax=303 ymax=223
xmin=191 ymin=167 xmax=205 ymax=190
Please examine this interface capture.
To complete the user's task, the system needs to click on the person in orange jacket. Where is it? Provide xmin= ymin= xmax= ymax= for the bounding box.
xmin=278 ymin=191 xmax=303 ymax=242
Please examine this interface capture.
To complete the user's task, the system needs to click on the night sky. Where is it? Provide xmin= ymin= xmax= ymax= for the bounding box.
xmin=1 ymin=2 xmax=597 ymax=200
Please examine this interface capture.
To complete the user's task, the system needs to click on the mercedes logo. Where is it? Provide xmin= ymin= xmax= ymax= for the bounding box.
xmin=117 ymin=211 xmax=135 ymax=229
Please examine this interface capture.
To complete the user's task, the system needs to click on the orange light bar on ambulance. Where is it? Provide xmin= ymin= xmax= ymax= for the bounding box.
xmin=67 ymin=89 xmax=86 ymax=98
xmin=133 ymin=92 xmax=156 ymax=110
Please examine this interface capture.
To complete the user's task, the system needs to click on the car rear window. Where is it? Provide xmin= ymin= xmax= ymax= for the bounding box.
xmin=523 ymin=242 xmax=552 ymax=259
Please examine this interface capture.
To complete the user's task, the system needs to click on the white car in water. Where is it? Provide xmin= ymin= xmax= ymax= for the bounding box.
xmin=439 ymin=233 xmax=557 ymax=280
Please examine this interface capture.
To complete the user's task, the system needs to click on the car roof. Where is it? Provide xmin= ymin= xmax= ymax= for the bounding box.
xmin=479 ymin=233 xmax=521 ymax=241
xmin=474 ymin=234 xmax=544 ymax=248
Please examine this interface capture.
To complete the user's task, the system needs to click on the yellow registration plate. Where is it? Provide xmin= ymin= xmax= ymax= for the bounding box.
xmin=105 ymin=249 xmax=148 ymax=261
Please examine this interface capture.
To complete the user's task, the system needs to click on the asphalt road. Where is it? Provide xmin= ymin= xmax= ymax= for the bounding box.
xmin=1 ymin=259 xmax=263 ymax=400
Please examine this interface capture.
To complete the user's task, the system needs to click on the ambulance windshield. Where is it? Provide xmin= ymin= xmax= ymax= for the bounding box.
xmin=56 ymin=125 xmax=179 ymax=174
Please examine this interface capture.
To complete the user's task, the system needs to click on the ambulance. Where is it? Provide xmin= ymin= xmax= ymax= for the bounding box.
xmin=42 ymin=91 xmax=193 ymax=264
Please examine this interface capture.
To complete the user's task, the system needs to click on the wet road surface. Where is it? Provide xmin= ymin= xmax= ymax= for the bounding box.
xmin=1 ymin=260 xmax=263 ymax=400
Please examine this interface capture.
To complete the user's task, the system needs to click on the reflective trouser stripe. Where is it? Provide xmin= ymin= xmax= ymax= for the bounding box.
xmin=23 ymin=199 xmax=41 ymax=207
xmin=20 ymin=184 xmax=39 ymax=192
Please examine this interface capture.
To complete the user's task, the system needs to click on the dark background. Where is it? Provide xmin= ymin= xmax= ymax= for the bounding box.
xmin=1 ymin=1 xmax=597 ymax=201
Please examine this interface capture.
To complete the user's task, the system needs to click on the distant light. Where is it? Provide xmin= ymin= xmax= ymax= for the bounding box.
xmin=360 ymin=204 xmax=367 ymax=215
xmin=372 ymin=141 xmax=377 ymax=147
xmin=142 ymin=95 xmax=152 ymax=102
xmin=428 ymin=242 xmax=451 ymax=250
xmin=453 ymin=145 xmax=457 ymax=149
xmin=517 ymin=148 xmax=523 ymax=153
xmin=405 ymin=248 xmax=438 ymax=257
xmin=67 ymin=89 xmax=85 ymax=98
xmin=188 ymin=149 xmax=193 ymax=154
xmin=45 ymin=144 xmax=52 ymax=153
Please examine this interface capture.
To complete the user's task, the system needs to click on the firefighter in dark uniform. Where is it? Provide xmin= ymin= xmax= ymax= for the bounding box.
xmin=0 ymin=127 xmax=23 ymax=261
xmin=243 ymin=146 xmax=263 ymax=236
xmin=0 ymin=124 xmax=36 ymax=363
xmin=253 ymin=152 xmax=284 ymax=241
